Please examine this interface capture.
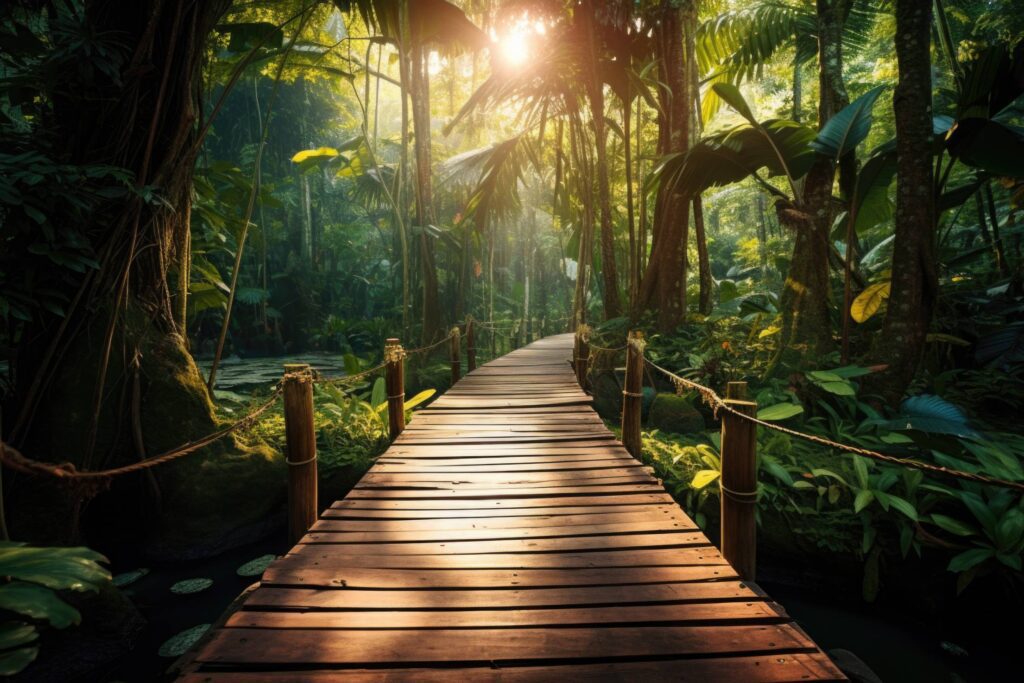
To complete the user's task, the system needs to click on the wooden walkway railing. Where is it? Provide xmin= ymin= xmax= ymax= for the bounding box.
xmin=178 ymin=334 xmax=845 ymax=681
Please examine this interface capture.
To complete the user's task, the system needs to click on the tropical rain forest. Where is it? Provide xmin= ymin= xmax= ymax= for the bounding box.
xmin=1 ymin=0 xmax=1023 ymax=680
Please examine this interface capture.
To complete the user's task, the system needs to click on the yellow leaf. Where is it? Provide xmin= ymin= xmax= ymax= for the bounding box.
xmin=851 ymin=281 xmax=891 ymax=323
xmin=291 ymin=147 xmax=338 ymax=163
xmin=758 ymin=324 xmax=781 ymax=338
xmin=691 ymin=469 xmax=720 ymax=490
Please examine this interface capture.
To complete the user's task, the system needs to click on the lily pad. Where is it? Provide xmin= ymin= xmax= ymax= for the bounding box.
xmin=236 ymin=554 xmax=276 ymax=577
xmin=170 ymin=578 xmax=213 ymax=595
xmin=159 ymin=624 xmax=211 ymax=658
xmin=112 ymin=569 xmax=149 ymax=587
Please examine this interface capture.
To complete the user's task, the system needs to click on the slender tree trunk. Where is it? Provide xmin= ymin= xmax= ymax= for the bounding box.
xmin=872 ymin=0 xmax=937 ymax=403
xmin=686 ymin=3 xmax=712 ymax=315
xmin=582 ymin=4 xmax=622 ymax=319
xmin=639 ymin=0 xmax=692 ymax=332
xmin=623 ymin=97 xmax=637 ymax=315
xmin=775 ymin=0 xmax=850 ymax=363
xmin=409 ymin=37 xmax=441 ymax=342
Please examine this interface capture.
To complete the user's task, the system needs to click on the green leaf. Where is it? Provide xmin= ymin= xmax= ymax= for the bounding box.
xmin=0 ymin=545 xmax=110 ymax=591
xmin=0 ymin=646 xmax=38 ymax=677
xmin=756 ymin=403 xmax=804 ymax=421
xmin=112 ymin=568 xmax=148 ymax=587
xmin=691 ymin=470 xmax=721 ymax=490
xmin=159 ymin=624 xmax=211 ymax=658
xmin=236 ymin=555 xmax=276 ymax=577
xmin=0 ymin=622 xmax=37 ymax=650
xmin=811 ymin=86 xmax=885 ymax=160
xmin=947 ymin=548 xmax=995 ymax=573
xmin=885 ymin=495 xmax=919 ymax=521
xmin=0 ymin=582 xmax=80 ymax=628
xmin=853 ymin=456 xmax=870 ymax=489
xmin=370 ymin=377 xmax=387 ymax=411
xmin=711 ymin=83 xmax=759 ymax=125
xmin=170 ymin=578 xmax=213 ymax=595
xmin=930 ymin=514 xmax=978 ymax=537
xmin=854 ymin=489 xmax=874 ymax=513
xmin=216 ymin=22 xmax=284 ymax=53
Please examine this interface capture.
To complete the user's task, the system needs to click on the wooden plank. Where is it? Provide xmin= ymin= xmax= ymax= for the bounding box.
xmin=282 ymin=547 xmax=730 ymax=569
xmin=260 ymin=563 xmax=737 ymax=589
xmin=314 ymin=508 xmax=690 ymax=530
xmin=295 ymin=532 xmax=713 ymax=553
xmin=329 ymin=493 xmax=675 ymax=510
xmin=181 ymin=653 xmax=845 ymax=681
xmin=195 ymin=624 xmax=819 ymax=666
xmin=227 ymin=601 xmax=781 ymax=629
xmin=341 ymin=484 xmax=666 ymax=500
xmin=242 ymin=581 xmax=761 ymax=610
xmin=304 ymin=519 xmax=695 ymax=543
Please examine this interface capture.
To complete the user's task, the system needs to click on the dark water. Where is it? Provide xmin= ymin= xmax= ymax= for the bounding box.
xmin=101 ymin=535 xmax=289 ymax=682
xmin=761 ymin=581 xmax=1014 ymax=682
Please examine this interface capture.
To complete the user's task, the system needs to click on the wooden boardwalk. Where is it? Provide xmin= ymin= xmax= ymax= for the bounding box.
xmin=182 ymin=334 xmax=844 ymax=681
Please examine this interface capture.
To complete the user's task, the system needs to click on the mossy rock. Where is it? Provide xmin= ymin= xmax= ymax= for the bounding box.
xmin=589 ymin=369 xmax=622 ymax=421
xmin=647 ymin=393 xmax=705 ymax=434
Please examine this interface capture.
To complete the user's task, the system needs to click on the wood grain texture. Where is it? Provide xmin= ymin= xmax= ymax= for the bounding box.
xmin=180 ymin=334 xmax=844 ymax=682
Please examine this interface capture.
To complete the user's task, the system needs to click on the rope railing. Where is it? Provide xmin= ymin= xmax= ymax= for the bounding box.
xmin=0 ymin=317 xmax=544 ymax=480
xmin=642 ymin=357 xmax=1024 ymax=493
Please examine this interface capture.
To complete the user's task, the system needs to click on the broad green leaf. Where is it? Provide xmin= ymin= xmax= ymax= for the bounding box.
xmin=0 ymin=622 xmax=37 ymax=650
xmin=854 ymin=489 xmax=874 ymax=513
xmin=0 ymin=582 xmax=80 ymax=628
xmin=811 ymin=86 xmax=885 ymax=160
xmin=370 ymin=377 xmax=387 ymax=411
xmin=0 ymin=646 xmax=38 ymax=676
xmin=851 ymin=282 xmax=890 ymax=323
xmin=853 ymin=456 xmax=870 ymax=489
xmin=0 ymin=545 xmax=110 ymax=591
xmin=113 ymin=568 xmax=148 ymax=587
xmin=947 ymin=548 xmax=995 ymax=573
xmin=756 ymin=403 xmax=803 ymax=421
xmin=711 ymin=83 xmax=758 ymax=125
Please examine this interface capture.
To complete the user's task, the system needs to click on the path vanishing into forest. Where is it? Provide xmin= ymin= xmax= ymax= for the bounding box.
xmin=179 ymin=334 xmax=845 ymax=681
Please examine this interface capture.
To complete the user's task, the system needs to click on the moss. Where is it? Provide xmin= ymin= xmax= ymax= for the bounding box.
xmin=11 ymin=308 xmax=286 ymax=558
xmin=647 ymin=393 xmax=706 ymax=434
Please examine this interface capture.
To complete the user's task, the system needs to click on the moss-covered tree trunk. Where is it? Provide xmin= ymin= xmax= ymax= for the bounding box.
xmin=7 ymin=0 xmax=280 ymax=553
xmin=871 ymin=0 xmax=937 ymax=403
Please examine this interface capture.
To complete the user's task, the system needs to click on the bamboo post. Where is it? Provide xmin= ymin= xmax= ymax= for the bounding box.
xmin=449 ymin=326 xmax=461 ymax=385
xmin=282 ymin=363 xmax=317 ymax=545
xmin=574 ymin=324 xmax=590 ymax=389
xmin=720 ymin=380 xmax=758 ymax=580
xmin=384 ymin=338 xmax=405 ymax=439
xmin=466 ymin=317 xmax=477 ymax=372
xmin=621 ymin=331 xmax=644 ymax=459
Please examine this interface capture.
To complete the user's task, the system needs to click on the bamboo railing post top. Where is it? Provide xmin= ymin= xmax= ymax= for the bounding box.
xmin=282 ymin=363 xmax=312 ymax=383
xmin=726 ymin=381 xmax=748 ymax=401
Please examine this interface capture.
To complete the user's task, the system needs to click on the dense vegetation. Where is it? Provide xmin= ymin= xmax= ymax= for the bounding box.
xmin=1 ymin=0 xmax=1023 ymax=678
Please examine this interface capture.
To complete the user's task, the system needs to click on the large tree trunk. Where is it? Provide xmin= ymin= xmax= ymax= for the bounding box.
xmin=639 ymin=0 xmax=692 ymax=332
xmin=871 ymin=0 xmax=937 ymax=403
xmin=775 ymin=0 xmax=851 ymax=362
xmin=8 ymin=0 xmax=280 ymax=553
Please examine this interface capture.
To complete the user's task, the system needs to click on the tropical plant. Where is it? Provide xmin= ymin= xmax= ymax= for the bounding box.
xmin=0 ymin=542 xmax=111 ymax=676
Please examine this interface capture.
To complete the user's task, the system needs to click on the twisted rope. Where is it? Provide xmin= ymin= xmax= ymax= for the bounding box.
xmin=0 ymin=385 xmax=284 ymax=481
xmin=643 ymin=357 xmax=1024 ymax=493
